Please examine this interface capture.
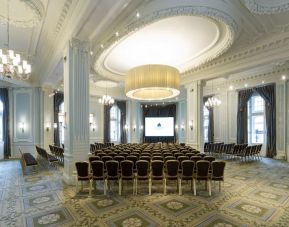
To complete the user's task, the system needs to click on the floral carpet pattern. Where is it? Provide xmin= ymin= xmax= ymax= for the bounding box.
xmin=0 ymin=158 xmax=289 ymax=226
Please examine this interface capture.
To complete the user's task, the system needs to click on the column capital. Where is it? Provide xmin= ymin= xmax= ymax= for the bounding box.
xmin=69 ymin=38 xmax=90 ymax=53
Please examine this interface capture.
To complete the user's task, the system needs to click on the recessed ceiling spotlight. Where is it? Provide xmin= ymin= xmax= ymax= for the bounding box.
xmin=100 ymin=44 xmax=104 ymax=49
xmin=217 ymin=87 xmax=220 ymax=91
xmin=244 ymin=83 xmax=248 ymax=88
xmin=136 ymin=11 xmax=140 ymax=18
xmin=115 ymin=32 xmax=119 ymax=37
xmin=229 ymin=85 xmax=234 ymax=90
xmin=281 ymin=75 xmax=286 ymax=80
xmin=90 ymin=51 xmax=93 ymax=56
xmin=262 ymin=80 xmax=265 ymax=84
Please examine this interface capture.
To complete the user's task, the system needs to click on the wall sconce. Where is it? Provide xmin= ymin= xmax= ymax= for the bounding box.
xmin=54 ymin=123 xmax=57 ymax=129
xmin=189 ymin=120 xmax=193 ymax=130
xmin=124 ymin=124 xmax=128 ymax=131
xmin=133 ymin=125 xmax=136 ymax=132
xmin=91 ymin=123 xmax=96 ymax=132
xmin=175 ymin=125 xmax=178 ymax=130
xmin=181 ymin=124 xmax=185 ymax=131
xmin=140 ymin=125 xmax=143 ymax=130
xmin=89 ymin=114 xmax=94 ymax=125
xmin=19 ymin=122 xmax=25 ymax=133
xmin=45 ymin=122 xmax=50 ymax=132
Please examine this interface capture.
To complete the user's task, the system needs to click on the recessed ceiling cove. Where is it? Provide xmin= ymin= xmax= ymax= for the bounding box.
xmin=94 ymin=1 xmax=240 ymax=82
xmin=105 ymin=16 xmax=219 ymax=75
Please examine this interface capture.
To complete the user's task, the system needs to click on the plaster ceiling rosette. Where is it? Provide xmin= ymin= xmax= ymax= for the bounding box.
xmin=93 ymin=0 xmax=241 ymax=83
xmin=0 ymin=0 xmax=44 ymax=27
xmin=244 ymin=0 xmax=289 ymax=14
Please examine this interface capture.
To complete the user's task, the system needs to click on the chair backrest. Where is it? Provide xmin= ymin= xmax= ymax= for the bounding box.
xmin=190 ymin=156 xmax=202 ymax=163
xmin=181 ymin=160 xmax=194 ymax=178
xmin=152 ymin=156 xmax=163 ymax=161
xmin=164 ymin=156 xmax=176 ymax=162
xmin=139 ymin=156 xmax=151 ymax=162
xmin=75 ymin=162 xmax=89 ymax=178
xmin=211 ymin=161 xmax=226 ymax=180
xmin=151 ymin=160 xmax=164 ymax=177
xmin=91 ymin=161 xmax=104 ymax=178
xmin=89 ymin=156 xmax=100 ymax=163
xmin=196 ymin=160 xmax=210 ymax=178
xmin=203 ymin=156 xmax=216 ymax=163
xmin=114 ymin=155 xmax=125 ymax=164
xmin=120 ymin=160 xmax=134 ymax=177
xmin=106 ymin=160 xmax=119 ymax=177
xmin=101 ymin=155 xmax=113 ymax=163
xmin=136 ymin=160 xmax=149 ymax=178
xmin=166 ymin=160 xmax=179 ymax=177
xmin=177 ymin=156 xmax=189 ymax=163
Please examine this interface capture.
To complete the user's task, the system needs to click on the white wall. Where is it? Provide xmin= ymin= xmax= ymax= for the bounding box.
xmin=10 ymin=88 xmax=42 ymax=158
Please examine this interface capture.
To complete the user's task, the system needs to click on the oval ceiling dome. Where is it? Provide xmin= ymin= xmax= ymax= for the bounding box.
xmin=104 ymin=16 xmax=219 ymax=75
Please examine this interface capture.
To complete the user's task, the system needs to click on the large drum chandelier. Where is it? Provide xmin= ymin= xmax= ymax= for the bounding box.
xmin=125 ymin=64 xmax=180 ymax=100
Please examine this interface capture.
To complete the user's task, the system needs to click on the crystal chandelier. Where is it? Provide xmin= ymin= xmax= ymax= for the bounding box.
xmin=98 ymin=94 xmax=115 ymax=105
xmin=204 ymin=96 xmax=221 ymax=109
xmin=204 ymin=80 xmax=221 ymax=109
xmin=0 ymin=0 xmax=31 ymax=80
xmin=98 ymin=80 xmax=115 ymax=105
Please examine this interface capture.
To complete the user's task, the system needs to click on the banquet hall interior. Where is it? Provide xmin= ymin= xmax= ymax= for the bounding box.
xmin=0 ymin=0 xmax=289 ymax=226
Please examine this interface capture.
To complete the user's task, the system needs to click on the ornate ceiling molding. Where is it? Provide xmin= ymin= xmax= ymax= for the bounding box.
xmin=93 ymin=1 xmax=241 ymax=81
xmin=244 ymin=0 xmax=289 ymax=14
xmin=0 ymin=0 xmax=44 ymax=27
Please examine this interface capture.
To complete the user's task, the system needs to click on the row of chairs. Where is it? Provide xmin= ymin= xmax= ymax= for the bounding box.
xmin=75 ymin=159 xmax=225 ymax=196
xmin=35 ymin=146 xmax=58 ymax=168
xmin=90 ymin=143 xmax=114 ymax=152
xmin=49 ymin=145 xmax=64 ymax=166
xmin=204 ymin=143 xmax=262 ymax=161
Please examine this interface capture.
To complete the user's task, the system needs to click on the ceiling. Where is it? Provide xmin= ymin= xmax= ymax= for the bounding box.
xmin=1 ymin=0 xmax=289 ymax=94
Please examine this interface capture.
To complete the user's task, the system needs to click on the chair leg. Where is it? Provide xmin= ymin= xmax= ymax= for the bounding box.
xmin=105 ymin=179 xmax=108 ymax=193
xmin=178 ymin=179 xmax=182 ymax=195
xmin=208 ymin=180 xmax=211 ymax=196
xmin=193 ymin=179 xmax=196 ymax=196
xmin=104 ymin=180 xmax=107 ymax=195
xmin=119 ymin=179 xmax=122 ymax=195
xmin=164 ymin=178 xmax=167 ymax=195
xmin=76 ymin=180 xmax=79 ymax=193
xmin=149 ymin=178 xmax=152 ymax=195
xmin=219 ymin=181 xmax=221 ymax=192
xmin=132 ymin=178 xmax=135 ymax=195
xmin=89 ymin=180 xmax=92 ymax=197
xmin=135 ymin=178 xmax=138 ymax=195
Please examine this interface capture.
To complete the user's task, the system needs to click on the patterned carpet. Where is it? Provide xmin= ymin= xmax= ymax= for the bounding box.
xmin=0 ymin=158 xmax=289 ymax=227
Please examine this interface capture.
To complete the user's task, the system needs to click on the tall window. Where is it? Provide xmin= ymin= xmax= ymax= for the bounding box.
xmin=203 ymin=106 xmax=209 ymax=142
xmin=110 ymin=105 xmax=121 ymax=142
xmin=0 ymin=101 xmax=3 ymax=141
xmin=59 ymin=102 xmax=64 ymax=144
xmin=247 ymin=95 xmax=265 ymax=144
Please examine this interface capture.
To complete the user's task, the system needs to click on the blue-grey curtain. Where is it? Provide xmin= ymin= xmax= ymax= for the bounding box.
xmin=142 ymin=104 xmax=176 ymax=143
xmin=53 ymin=92 xmax=64 ymax=146
xmin=254 ymin=84 xmax=276 ymax=157
xmin=103 ymin=105 xmax=112 ymax=143
xmin=237 ymin=89 xmax=253 ymax=144
xmin=0 ymin=88 xmax=10 ymax=158
xmin=116 ymin=101 xmax=127 ymax=144
xmin=203 ymin=96 xmax=214 ymax=143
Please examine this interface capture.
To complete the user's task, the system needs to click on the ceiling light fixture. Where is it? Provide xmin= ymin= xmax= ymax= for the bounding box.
xmin=0 ymin=0 xmax=31 ymax=80
xmin=98 ymin=81 xmax=115 ymax=105
xmin=204 ymin=80 xmax=221 ymax=109
xmin=125 ymin=64 xmax=180 ymax=100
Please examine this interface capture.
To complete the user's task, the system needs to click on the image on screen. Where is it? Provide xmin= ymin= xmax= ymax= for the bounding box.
xmin=145 ymin=117 xmax=174 ymax=137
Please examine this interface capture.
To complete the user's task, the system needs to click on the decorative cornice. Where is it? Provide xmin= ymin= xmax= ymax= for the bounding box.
xmin=94 ymin=3 xmax=240 ymax=81
xmin=244 ymin=0 xmax=289 ymax=14
xmin=0 ymin=0 xmax=44 ymax=27
xmin=186 ymin=34 xmax=289 ymax=76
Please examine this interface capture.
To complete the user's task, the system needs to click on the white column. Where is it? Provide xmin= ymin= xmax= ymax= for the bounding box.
xmin=42 ymin=87 xmax=54 ymax=151
xmin=63 ymin=38 xmax=90 ymax=184
xmin=185 ymin=81 xmax=203 ymax=151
